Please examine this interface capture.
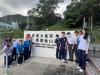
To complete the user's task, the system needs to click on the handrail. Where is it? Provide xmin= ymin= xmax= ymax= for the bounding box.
xmin=93 ymin=46 xmax=100 ymax=57
xmin=0 ymin=51 xmax=8 ymax=75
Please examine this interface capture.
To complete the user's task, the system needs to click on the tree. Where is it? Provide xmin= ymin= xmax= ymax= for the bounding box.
xmin=64 ymin=0 xmax=100 ymax=28
xmin=28 ymin=0 xmax=64 ymax=30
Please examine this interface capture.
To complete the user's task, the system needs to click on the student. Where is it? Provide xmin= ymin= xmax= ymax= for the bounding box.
xmin=3 ymin=37 xmax=12 ymax=47
xmin=74 ymin=31 xmax=79 ymax=63
xmin=12 ymin=38 xmax=18 ymax=61
xmin=28 ymin=37 xmax=33 ymax=58
xmin=16 ymin=40 xmax=24 ymax=65
xmin=59 ymin=32 xmax=68 ymax=63
xmin=24 ymin=37 xmax=30 ymax=61
xmin=55 ymin=34 xmax=60 ymax=59
xmin=79 ymin=31 xmax=83 ymax=36
xmin=67 ymin=32 xmax=74 ymax=62
xmin=77 ymin=28 xmax=90 ymax=72
xmin=2 ymin=41 xmax=13 ymax=67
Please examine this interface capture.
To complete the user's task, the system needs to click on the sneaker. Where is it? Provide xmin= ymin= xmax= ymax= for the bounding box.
xmin=86 ymin=61 xmax=89 ymax=64
xmin=64 ymin=60 xmax=68 ymax=63
xmin=9 ymin=65 xmax=12 ymax=67
xmin=76 ymin=66 xmax=81 ymax=69
xmin=79 ymin=69 xmax=84 ymax=72
xmin=61 ymin=59 xmax=65 ymax=63
xmin=17 ymin=64 xmax=20 ymax=66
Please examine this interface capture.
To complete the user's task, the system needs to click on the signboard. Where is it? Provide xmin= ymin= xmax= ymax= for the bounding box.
xmin=24 ymin=31 xmax=75 ymax=58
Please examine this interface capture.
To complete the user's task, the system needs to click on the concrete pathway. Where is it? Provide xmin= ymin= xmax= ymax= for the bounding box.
xmin=0 ymin=57 xmax=86 ymax=75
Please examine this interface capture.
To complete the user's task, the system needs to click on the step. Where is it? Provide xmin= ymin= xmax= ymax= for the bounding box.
xmin=86 ymin=62 xmax=99 ymax=75
xmin=89 ymin=57 xmax=100 ymax=72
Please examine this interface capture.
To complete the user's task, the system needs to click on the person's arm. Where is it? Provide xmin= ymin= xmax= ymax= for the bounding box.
xmin=54 ymin=39 xmax=57 ymax=48
xmin=86 ymin=36 xmax=90 ymax=54
xmin=1 ymin=46 xmax=7 ymax=53
xmin=86 ymin=43 xmax=89 ymax=54
xmin=72 ymin=38 xmax=75 ymax=49
xmin=66 ymin=37 xmax=69 ymax=50
xmin=23 ymin=45 xmax=24 ymax=52
xmin=16 ymin=46 xmax=20 ymax=56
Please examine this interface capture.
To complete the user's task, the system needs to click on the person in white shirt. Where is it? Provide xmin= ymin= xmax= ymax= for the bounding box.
xmin=12 ymin=38 xmax=18 ymax=61
xmin=1 ymin=41 xmax=13 ymax=67
xmin=77 ymin=28 xmax=90 ymax=72
xmin=67 ymin=32 xmax=74 ymax=62
xmin=74 ymin=31 xmax=79 ymax=63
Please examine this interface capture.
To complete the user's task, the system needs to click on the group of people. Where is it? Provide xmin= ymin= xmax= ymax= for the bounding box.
xmin=1 ymin=28 xmax=90 ymax=72
xmin=1 ymin=36 xmax=32 ymax=67
xmin=55 ymin=28 xmax=90 ymax=72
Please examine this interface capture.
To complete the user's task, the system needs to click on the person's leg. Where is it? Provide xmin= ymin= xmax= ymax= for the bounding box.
xmin=4 ymin=56 xmax=6 ymax=66
xmin=8 ymin=55 xmax=12 ymax=66
xmin=14 ymin=48 xmax=17 ymax=61
xmin=64 ymin=50 xmax=67 ymax=61
xmin=70 ymin=44 xmax=73 ymax=62
xmin=24 ymin=48 xmax=25 ymax=61
xmin=12 ymin=48 xmax=14 ymax=61
xmin=75 ymin=44 xmax=78 ymax=63
xmin=61 ymin=48 xmax=66 ymax=60
xmin=81 ymin=50 xmax=86 ymax=70
xmin=17 ymin=55 xmax=20 ymax=64
xmin=56 ymin=48 xmax=59 ymax=59
xmin=68 ymin=45 xmax=71 ymax=61
xmin=24 ymin=47 xmax=27 ymax=61
xmin=78 ymin=50 xmax=82 ymax=68
xmin=29 ymin=50 xmax=31 ymax=58
xmin=26 ymin=47 xmax=29 ymax=60
xmin=29 ymin=45 xmax=31 ymax=58
xmin=21 ymin=53 xmax=24 ymax=64
xmin=20 ymin=54 xmax=23 ymax=64
xmin=59 ymin=50 xmax=62 ymax=60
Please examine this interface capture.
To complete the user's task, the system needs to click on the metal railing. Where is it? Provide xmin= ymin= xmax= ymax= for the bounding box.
xmin=93 ymin=46 xmax=100 ymax=57
xmin=0 ymin=52 xmax=8 ymax=75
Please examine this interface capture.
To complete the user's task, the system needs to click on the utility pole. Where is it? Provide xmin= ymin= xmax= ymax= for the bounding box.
xmin=25 ymin=11 xmax=30 ymax=31
xmin=83 ymin=17 xmax=86 ymax=28
xmin=4 ymin=16 xmax=7 ymax=23
xmin=90 ymin=7 xmax=93 ymax=32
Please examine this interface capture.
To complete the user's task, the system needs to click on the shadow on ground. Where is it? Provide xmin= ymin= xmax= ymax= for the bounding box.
xmin=44 ymin=64 xmax=86 ymax=75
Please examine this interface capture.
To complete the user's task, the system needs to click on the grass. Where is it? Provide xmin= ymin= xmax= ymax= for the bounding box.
xmin=91 ymin=26 xmax=100 ymax=43
xmin=43 ymin=24 xmax=100 ymax=43
xmin=42 ymin=23 xmax=81 ymax=31
xmin=0 ymin=29 xmax=24 ymax=38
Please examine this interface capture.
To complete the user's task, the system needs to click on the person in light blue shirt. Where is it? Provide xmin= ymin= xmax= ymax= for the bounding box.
xmin=12 ymin=38 xmax=18 ymax=61
xmin=24 ymin=37 xmax=30 ymax=61
xmin=16 ymin=40 xmax=24 ymax=64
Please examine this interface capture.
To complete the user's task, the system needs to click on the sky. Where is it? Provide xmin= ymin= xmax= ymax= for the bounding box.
xmin=0 ymin=0 xmax=71 ymax=17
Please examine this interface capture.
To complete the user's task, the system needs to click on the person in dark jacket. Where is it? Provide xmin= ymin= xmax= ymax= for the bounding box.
xmin=59 ymin=32 xmax=68 ymax=63
xmin=55 ymin=34 xmax=60 ymax=59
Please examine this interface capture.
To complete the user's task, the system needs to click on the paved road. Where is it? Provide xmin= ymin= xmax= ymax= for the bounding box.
xmin=0 ymin=57 xmax=86 ymax=75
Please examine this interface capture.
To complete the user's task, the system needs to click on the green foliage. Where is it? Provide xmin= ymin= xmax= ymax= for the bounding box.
xmin=42 ymin=23 xmax=66 ymax=31
xmin=42 ymin=23 xmax=81 ymax=31
xmin=0 ymin=14 xmax=27 ymax=24
xmin=0 ymin=29 xmax=23 ymax=38
xmin=64 ymin=0 xmax=100 ymax=28
xmin=28 ymin=0 xmax=64 ymax=30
